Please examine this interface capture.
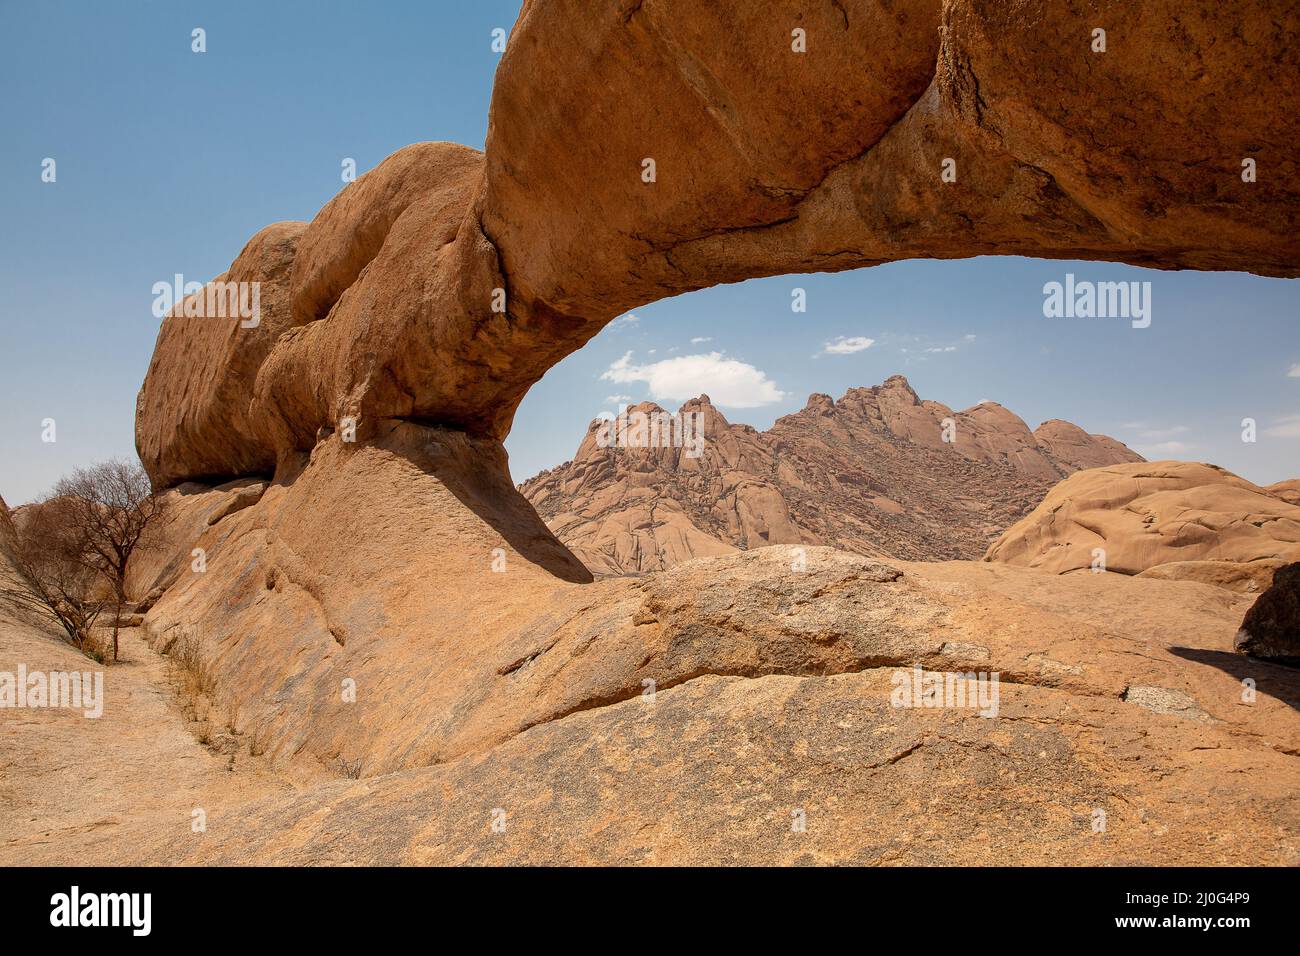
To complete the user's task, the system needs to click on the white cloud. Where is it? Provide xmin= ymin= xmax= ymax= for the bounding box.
xmin=1122 ymin=423 xmax=1195 ymax=443
xmin=1264 ymin=414 xmax=1300 ymax=438
xmin=604 ymin=394 xmax=633 ymax=405
xmin=1137 ymin=425 xmax=1191 ymax=441
xmin=611 ymin=313 xmax=639 ymax=327
xmin=601 ymin=351 xmax=785 ymax=407
xmin=690 ymin=336 xmax=712 ymax=344
xmin=891 ymin=333 xmax=969 ymax=358
xmin=1145 ymin=440 xmax=1195 ymax=454
xmin=1288 ymin=363 xmax=1300 ymax=378
xmin=822 ymin=336 xmax=875 ymax=355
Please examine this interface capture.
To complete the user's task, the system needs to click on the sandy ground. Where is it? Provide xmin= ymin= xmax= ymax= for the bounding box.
xmin=0 ymin=610 xmax=289 ymax=861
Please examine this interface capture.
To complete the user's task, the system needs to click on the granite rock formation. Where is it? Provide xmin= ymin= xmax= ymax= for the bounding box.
xmin=520 ymin=376 xmax=1142 ymax=574
xmin=91 ymin=1 xmax=1300 ymax=864
xmin=985 ymin=462 xmax=1300 ymax=590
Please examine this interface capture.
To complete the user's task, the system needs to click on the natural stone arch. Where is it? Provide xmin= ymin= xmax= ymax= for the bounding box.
xmin=137 ymin=0 xmax=1300 ymax=489
xmin=127 ymin=0 xmax=1300 ymax=777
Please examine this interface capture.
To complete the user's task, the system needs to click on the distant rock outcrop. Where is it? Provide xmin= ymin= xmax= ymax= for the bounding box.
xmin=0 ymin=494 xmax=16 ymax=572
xmin=520 ymin=376 xmax=1141 ymax=574
xmin=1033 ymin=420 xmax=1146 ymax=473
xmin=985 ymin=462 xmax=1300 ymax=586
xmin=1266 ymin=479 xmax=1300 ymax=507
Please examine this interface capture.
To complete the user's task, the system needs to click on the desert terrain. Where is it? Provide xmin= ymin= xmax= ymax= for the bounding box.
xmin=3 ymin=0 xmax=1299 ymax=867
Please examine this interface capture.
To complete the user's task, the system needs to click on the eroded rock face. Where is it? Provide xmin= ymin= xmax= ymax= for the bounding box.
xmin=123 ymin=478 xmax=269 ymax=601
xmin=136 ymin=221 xmax=304 ymax=488
xmin=521 ymin=376 xmax=1141 ymax=573
xmin=137 ymin=423 xmax=600 ymax=775
xmin=135 ymin=143 xmax=486 ymax=487
xmin=1235 ymin=562 xmax=1300 ymax=665
xmin=1136 ymin=559 xmax=1286 ymax=596
xmin=985 ymin=461 xmax=1300 ymax=579
xmin=136 ymin=1 xmax=1300 ymax=488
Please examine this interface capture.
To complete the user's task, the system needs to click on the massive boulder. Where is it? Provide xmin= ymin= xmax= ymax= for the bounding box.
xmin=985 ymin=462 xmax=1300 ymax=582
xmin=521 ymin=377 xmax=1142 ymax=573
xmin=136 ymin=222 xmax=304 ymax=488
xmin=136 ymin=143 xmax=485 ymax=488
xmin=1235 ymin=562 xmax=1300 ymax=665
xmin=1033 ymin=420 xmax=1145 ymax=473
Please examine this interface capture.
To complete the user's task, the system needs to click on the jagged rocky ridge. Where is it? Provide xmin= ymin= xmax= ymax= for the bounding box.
xmin=520 ymin=375 xmax=1142 ymax=574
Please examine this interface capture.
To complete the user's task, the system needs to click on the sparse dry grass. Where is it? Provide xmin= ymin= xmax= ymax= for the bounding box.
xmin=165 ymin=629 xmax=277 ymax=770
xmin=334 ymin=755 xmax=363 ymax=779
xmin=171 ymin=629 xmax=218 ymax=717
xmin=166 ymin=628 xmax=229 ymax=753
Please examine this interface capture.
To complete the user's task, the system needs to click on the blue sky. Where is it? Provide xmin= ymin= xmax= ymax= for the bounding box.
xmin=1 ymin=0 xmax=1297 ymax=504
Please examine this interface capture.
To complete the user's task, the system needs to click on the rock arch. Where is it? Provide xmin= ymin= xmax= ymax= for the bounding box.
xmin=129 ymin=0 xmax=1300 ymax=776
xmin=138 ymin=0 xmax=1300 ymax=488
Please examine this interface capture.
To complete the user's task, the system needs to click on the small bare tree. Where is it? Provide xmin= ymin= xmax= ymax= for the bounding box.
xmin=1 ymin=459 xmax=169 ymax=661
xmin=1 ymin=497 xmax=110 ymax=657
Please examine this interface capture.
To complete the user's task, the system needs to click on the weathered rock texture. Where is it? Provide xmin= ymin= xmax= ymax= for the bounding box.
xmin=123 ymin=478 xmax=268 ymax=600
xmin=985 ymin=462 xmax=1300 ymax=587
xmin=0 ymin=495 xmax=18 ymax=596
xmin=8 ymin=554 xmax=1300 ymax=865
xmin=136 ymin=222 xmax=304 ymax=488
xmin=1235 ymin=562 xmax=1300 ymax=665
xmin=129 ymin=422 xmax=973 ymax=777
xmin=1267 ymin=480 xmax=1300 ymax=507
xmin=521 ymin=376 xmax=1141 ymax=573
